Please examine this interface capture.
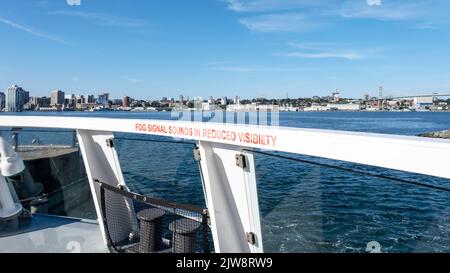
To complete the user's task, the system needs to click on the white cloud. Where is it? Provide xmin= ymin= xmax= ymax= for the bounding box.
xmin=226 ymin=0 xmax=329 ymax=13
xmin=366 ymin=0 xmax=382 ymax=6
xmin=339 ymin=1 xmax=422 ymax=21
xmin=239 ymin=13 xmax=322 ymax=33
xmin=225 ymin=0 xmax=450 ymax=32
xmin=0 ymin=17 xmax=69 ymax=45
xmin=276 ymin=42 xmax=378 ymax=60
xmin=287 ymin=42 xmax=339 ymax=51
xmin=50 ymin=11 xmax=146 ymax=28
xmin=277 ymin=51 xmax=367 ymax=60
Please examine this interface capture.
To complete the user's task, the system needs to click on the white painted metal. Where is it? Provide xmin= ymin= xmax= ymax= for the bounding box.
xmin=0 ymin=175 xmax=22 ymax=218
xmin=242 ymin=150 xmax=263 ymax=252
xmin=198 ymin=142 xmax=263 ymax=253
xmin=0 ymin=116 xmax=449 ymax=179
xmin=76 ymin=130 xmax=138 ymax=246
xmin=0 ymin=136 xmax=23 ymax=218
xmin=0 ymin=136 xmax=25 ymax=177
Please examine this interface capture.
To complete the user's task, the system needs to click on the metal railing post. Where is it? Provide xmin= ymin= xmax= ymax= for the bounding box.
xmin=11 ymin=128 xmax=22 ymax=152
xmin=72 ymin=130 xmax=77 ymax=148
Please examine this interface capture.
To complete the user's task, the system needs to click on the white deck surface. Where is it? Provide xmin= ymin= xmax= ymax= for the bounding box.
xmin=0 ymin=214 xmax=108 ymax=253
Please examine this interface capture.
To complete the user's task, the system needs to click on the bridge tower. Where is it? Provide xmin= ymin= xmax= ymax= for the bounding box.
xmin=378 ymin=86 xmax=383 ymax=111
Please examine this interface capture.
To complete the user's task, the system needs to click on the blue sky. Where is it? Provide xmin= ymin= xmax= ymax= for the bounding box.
xmin=1 ymin=0 xmax=450 ymax=99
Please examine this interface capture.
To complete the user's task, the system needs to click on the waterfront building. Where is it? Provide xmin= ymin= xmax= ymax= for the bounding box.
xmin=28 ymin=96 xmax=43 ymax=109
xmin=327 ymin=103 xmax=361 ymax=111
xmin=331 ymin=91 xmax=340 ymax=102
xmin=87 ymin=95 xmax=95 ymax=104
xmin=413 ymin=96 xmax=434 ymax=106
xmin=221 ymin=96 xmax=228 ymax=105
xmin=0 ymin=92 xmax=5 ymax=111
xmin=6 ymin=85 xmax=29 ymax=112
xmin=97 ymin=93 xmax=110 ymax=105
xmin=122 ymin=96 xmax=131 ymax=107
xmin=65 ymin=94 xmax=76 ymax=108
xmin=51 ymin=90 xmax=65 ymax=106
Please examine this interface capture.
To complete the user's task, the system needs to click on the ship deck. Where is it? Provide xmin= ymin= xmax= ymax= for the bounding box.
xmin=0 ymin=214 xmax=108 ymax=253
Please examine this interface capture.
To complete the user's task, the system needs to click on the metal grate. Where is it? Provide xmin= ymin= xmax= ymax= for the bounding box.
xmin=96 ymin=179 xmax=211 ymax=253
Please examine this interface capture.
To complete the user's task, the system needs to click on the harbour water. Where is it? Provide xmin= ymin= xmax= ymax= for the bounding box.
xmin=1 ymin=111 xmax=450 ymax=253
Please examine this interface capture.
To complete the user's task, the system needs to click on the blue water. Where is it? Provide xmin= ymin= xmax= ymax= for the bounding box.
xmin=1 ymin=111 xmax=450 ymax=252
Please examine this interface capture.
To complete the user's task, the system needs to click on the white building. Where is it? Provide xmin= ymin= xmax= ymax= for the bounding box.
xmin=303 ymin=103 xmax=329 ymax=111
xmin=51 ymin=90 xmax=65 ymax=106
xmin=331 ymin=91 xmax=340 ymax=102
xmin=413 ymin=96 xmax=433 ymax=105
xmin=327 ymin=103 xmax=360 ymax=111
xmin=6 ymin=85 xmax=29 ymax=112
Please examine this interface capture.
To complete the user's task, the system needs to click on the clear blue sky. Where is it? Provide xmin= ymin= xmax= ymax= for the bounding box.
xmin=1 ymin=0 xmax=450 ymax=100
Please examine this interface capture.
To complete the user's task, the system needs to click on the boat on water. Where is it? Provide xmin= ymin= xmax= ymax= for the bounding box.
xmin=0 ymin=115 xmax=450 ymax=253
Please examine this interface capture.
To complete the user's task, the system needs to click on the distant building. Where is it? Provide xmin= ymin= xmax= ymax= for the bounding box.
xmin=327 ymin=103 xmax=360 ymax=111
xmin=179 ymin=95 xmax=184 ymax=104
xmin=331 ymin=91 xmax=340 ymax=102
xmin=234 ymin=96 xmax=240 ymax=105
xmin=122 ymin=96 xmax=131 ymax=107
xmin=97 ymin=93 xmax=110 ymax=105
xmin=51 ymin=90 xmax=65 ymax=106
xmin=413 ymin=96 xmax=433 ymax=105
xmin=65 ymin=94 xmax=76 ymax=107
xmin=28 ymin=96 xmax=42 ymax=109
xmin=6 ymin=85 xmax=29 ymax=112
xmin=87 ymin=95 xmax=95 ymax=104
xmin=221 ymin=96 xmax=228 ymax=105
xmin=0 ymin=92 xmax=5 ymax=111
xmin=41 ymin=97 xmax=51 ymax=107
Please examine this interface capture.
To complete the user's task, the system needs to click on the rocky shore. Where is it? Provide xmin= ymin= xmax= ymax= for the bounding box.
xmin=418 ymin=130 xmax=450 ymax=139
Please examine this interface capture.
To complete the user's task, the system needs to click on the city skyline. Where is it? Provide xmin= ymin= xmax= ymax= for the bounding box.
xmin=1 ymin=0 xmax=450 ymax=99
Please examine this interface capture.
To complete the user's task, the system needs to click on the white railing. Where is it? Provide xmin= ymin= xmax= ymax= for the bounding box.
xmin=1 ymin=116 xmax=449 ymax=179
xmin=1 ymin=115 xmax=449 ymax=253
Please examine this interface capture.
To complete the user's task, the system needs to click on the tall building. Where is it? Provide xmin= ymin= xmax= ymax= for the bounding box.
xmin=122 ymin=96 xmax=131 ymax=107
xmin=6 ymin=85 xmax=29 ymax=112
xmin=97 ymin=93 xmax=110 ymax=105
xmin=234 ymin=96 xmax=240 ymax=105
xmin=87 ymin=95 xmax=95 ymax=104
xmin=0 ymin=92 xmax=5 ymax=111
xmin=65 ymin=94 xmax=76 ymax=107
xmin=221 ymin=96 xmax=228 ymax=105
xmin=51 ymin=90 xmax=65 ymax=106
xmin=41 ymin=97 xmax=51 ymax=107
xmin=29 ymin=96 xmax=42 ymax=108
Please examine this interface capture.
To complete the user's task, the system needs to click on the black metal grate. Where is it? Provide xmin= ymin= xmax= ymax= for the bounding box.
xmin=96 ymin=179 xmax=211 ymax=253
